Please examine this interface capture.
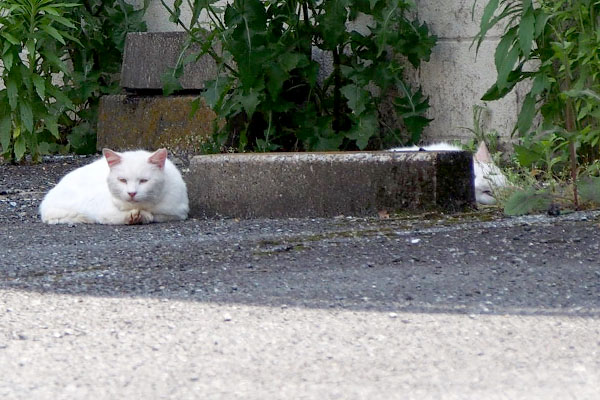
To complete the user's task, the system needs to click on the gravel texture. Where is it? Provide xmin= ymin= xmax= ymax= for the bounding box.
xmin=1 ymin=156 xmax=599 ymax=399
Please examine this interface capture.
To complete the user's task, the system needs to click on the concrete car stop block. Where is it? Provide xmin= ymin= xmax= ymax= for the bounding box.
xmin=121 ymin=32 xmax=217 ymax=91
xmin=97 ymin=95 xmax=216 ymax=156
xmin=187 ymin=151 xmax=475 ymax=218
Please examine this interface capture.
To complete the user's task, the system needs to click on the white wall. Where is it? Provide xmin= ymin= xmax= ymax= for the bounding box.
xmin=413 ymin=0 xmax=523 ymax=144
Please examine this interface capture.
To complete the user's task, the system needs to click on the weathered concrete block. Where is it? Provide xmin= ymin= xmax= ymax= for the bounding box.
xmin=97 ymin=95 xmax=216 ymax=156
xmin=121 ymin=32 xmax=217 ymax=90
xmin=187 ymin=151 xmax=475 ymax=218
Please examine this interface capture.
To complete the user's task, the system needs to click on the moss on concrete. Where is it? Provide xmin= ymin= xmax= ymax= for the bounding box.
xmin=98 ymin=95 xmax=221 ymax=157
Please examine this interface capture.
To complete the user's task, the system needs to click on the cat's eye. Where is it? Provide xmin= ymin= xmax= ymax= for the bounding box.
xmin=118 ymin=178 xmax=127 ymax=183
xmin=139 ymin=179 xmax=148 ymax=184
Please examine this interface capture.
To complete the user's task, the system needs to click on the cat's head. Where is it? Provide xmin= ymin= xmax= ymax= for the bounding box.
xmin=473 ymin=142 xmax=508 ymax=205
xmin=103 ymin=148 xmax=168 ymax=205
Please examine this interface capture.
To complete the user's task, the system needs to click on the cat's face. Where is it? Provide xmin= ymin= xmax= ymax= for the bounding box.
xmin=103 ymin=149 xmax=167 ymax=206
xmin=474 ymin=169 xmax=497 ymax=205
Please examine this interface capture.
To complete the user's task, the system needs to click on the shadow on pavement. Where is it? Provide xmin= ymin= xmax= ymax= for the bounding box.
xmin=1 ymin=214 xmax=599 ymax=317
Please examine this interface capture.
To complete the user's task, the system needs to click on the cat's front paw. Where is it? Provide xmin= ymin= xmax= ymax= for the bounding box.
xmin=127 ymin=210 xmax=153 ymax=225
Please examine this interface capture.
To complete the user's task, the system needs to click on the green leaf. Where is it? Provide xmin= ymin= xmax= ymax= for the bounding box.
xmin=67 ymin=122 xmax=96 ymax=154
xmin=13 ymin=135 xmax=26 ymax=161
xmin=314 ymin=134 xmax=344 ymax=151
xmin=494 ymin=26 xmax=516 ymax=71
xmin=514 ymin=144 xmax=542 ymax=167
xmin=341 ymin=84 xmax=370 ymax=115
xmin=563 ymin=89 xmax=600 ymax=101
xmin=374 ymin=0 xmax=399 ymax=56
xmin=404 ymin=115 xmax=432 ymax=143
xmin=202 ymin=76 xmax=233 ymax=110
xmin=45 ymin=115 xmax=59 ymax=139
xmin=534 ymin=10 xmax=551 ymax=38
xmin=497 ymin=43 xmax=519 ymax=90
xmin=26 ymin=39 xmax=36 ymax=59
xmin=480 ymin=0 xmax=499 ymax=32
xmin=280 ymin=53 xmax=308 ymax=72
xmin=168 ymin=0 xmax=183 ymax=22
xmin=19 ymin=102 xmax=34 ymax=133
xmin=518 ymin=7 xmax=535 ymax=56
xmin=503 ymin=188 xmax=552 ymax=216
xmin=46 ymin=13 xmax=77 ymax=29
xmin=0 ymin=114 xmax=11 ymax=152
xmin=46 ymin=85 xmax=74 ymax=110
xmin=319 ymin=0 xmax=350 ymax=50
xmin=517 ymin=94 xmax=536 ymax=135
xmin=481 ymin=67 xmax=526 ymax=100
xmin=2 ymin=52 xmax=14 ymax=71
xmin=346 ymin=112 xmax=378 ymax=150
xmin=37 ymin=141 xmax=50 ymax=156
xmin=1 ymin=32 xmax=20 ymax=45
xmin=265 ymin=64 xmax=287 ymax=100
xmin=239 ymin=90 xmax=260 ymax=116
xmin=41 ymin=24 xmax=66 ymax=44
xmin=6 ymin=79 xmax=18 ymax=111
xmin=473 ymin=0 xmax=499 ymax=53
xmin=32 ymin=74 xmax=46 ymax=100
xmin=530 ymin=73 xmax=550 ymax=96
xmin=161 ymin=67 xmax=183 ymax=96
xmin=40 ymin=49 xmax=69 ymax=74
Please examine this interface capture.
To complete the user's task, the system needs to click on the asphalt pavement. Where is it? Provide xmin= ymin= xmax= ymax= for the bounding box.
xmin=0 ymin=157 xmax=599 ymax=399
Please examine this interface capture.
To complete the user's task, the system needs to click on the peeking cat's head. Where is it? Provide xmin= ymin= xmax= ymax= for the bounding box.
xmin=473 ymin=142 xmax=508 ymax=205
xmin=103 ymin=148 xmax=168 ymax=206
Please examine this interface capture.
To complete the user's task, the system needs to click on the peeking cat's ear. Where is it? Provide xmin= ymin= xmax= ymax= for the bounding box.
xmin=474 ymin=141 xmax=493 ymax=164
xmin=148 ymin=148 xmax=168 ymax=169
xmin=103 ymin=149 xmax=122 ymax=168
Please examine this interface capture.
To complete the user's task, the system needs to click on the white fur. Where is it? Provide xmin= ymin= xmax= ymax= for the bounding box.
xmin=389 ymin=142 xmax=508 ymax=205
xmin=40 ymin=149 xmax=189 ymax=225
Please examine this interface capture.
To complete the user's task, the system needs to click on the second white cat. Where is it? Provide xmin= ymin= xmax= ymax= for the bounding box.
xmin=40 ymin=148 xmax=189 ymax=225
xmin=389 ymin=142 xmax=508 ymax=205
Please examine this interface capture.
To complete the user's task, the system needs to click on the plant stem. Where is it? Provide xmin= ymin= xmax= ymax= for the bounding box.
xmin=332 ymin=45 xmax=341 ymax=133
xmin=566 ymin=100 xmax=579 ymax=209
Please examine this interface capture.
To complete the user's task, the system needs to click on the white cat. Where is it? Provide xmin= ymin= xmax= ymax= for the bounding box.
xmin=389 ymin=142 xmax=508 ymax=205
xmin=40 ymin=148 xmax=189 ymax=225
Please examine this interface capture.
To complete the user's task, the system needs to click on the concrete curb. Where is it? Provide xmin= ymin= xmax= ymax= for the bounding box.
xmin=187 ymin=151 xmax=475 ymax=218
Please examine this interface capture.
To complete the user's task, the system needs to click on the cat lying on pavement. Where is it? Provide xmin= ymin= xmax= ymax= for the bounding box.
xmin=389 ymin=142 xmax=508 ymax=205
xmin=40 ymin=148 xmax=189 ymax=225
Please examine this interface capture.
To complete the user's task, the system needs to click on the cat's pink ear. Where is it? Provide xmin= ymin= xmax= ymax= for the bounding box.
xmin=474 ymin=141 xmax=493 ymax=163
xmin=148 ymin=148 xmax=168 ymax=169
xmin=103 ymin=149 xmax=122 ymax=168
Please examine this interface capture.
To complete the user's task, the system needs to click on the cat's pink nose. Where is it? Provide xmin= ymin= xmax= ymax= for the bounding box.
xmin=128 ymin=192 xmax=136 ymax=199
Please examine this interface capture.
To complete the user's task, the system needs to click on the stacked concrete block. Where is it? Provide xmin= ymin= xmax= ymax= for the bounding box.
xmin=120 ymin=32 xmax=217 ymax=91
xmin=97 ymin=32 xmax=218 ymax=157
xmin=97 ymin=95 xmax=216 ymax=156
